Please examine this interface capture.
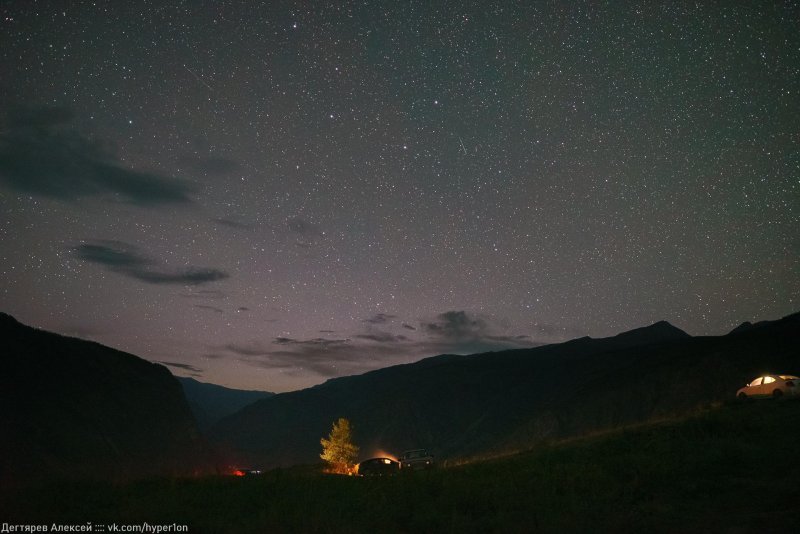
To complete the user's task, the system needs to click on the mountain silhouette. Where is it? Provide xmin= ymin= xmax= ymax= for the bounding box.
xmin=610 ymin=320 xmax=690 ymax=345
xmin=0 ymin=313 xmax=214 ymax=487
xmin=176 ymin=376 xmax=272 ymax=432
xmin=210 ymin=314 xmax=799 ymax=468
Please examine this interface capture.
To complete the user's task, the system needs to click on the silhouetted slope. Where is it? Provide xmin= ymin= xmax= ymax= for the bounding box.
xmin=210 ymin=314 xmax=799 ymax=468
xmin=7 ymin=399 xmax=800 ymax=534
xmin=5 ymin=400 xmax=799 ymax=531
xmin=177 ymin=376 xmax=272 ymax=431
xmin=0 ymin=313 xmax=214 ymax=487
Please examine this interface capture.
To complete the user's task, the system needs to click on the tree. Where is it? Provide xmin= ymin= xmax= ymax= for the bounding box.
xmin=320 ymin=417 xmax=359 ymax=473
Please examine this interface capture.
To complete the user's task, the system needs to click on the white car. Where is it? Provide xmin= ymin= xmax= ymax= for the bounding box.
xmin=737 ymin=375 xmax=798 ymax=399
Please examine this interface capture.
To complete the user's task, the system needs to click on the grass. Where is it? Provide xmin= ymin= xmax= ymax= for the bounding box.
xmin=3 ymin=398 xmax=799 ymax=533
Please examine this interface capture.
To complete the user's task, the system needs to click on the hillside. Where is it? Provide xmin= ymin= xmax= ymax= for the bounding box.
xmin=210 ymin=312 xmax=799 ymax=468
xmin=0 ymin=313 xmax=215 ymax=487
xmin=177 ymin=376 xmax=273 ymax=431
xmin=4 ymin=398 xmax=798 ymax=532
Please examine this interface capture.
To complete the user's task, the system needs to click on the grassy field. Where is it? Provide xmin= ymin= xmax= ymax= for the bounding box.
xmin=3 ymin=398 xmax=799 ymax=533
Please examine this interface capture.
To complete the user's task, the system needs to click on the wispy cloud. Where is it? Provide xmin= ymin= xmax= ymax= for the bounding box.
xmin=272 ymin=337 xmax=349 ymax=347
xmin=287 ymin=216 xmax=324 ymax=247
xmin=0 ymin=106 xmax=193 ymax=205
xmin=418 ymin=310 xmax=532 ymax=354
xmin=223 ymin=337 xmax=377 ymax=377
xmin=363 ymin=313 xmax=397 ymax=324
xmin=422 ymin=310 xmax=485 ymax=339
xmin=194 ymin=304 xmax=223 ymax=313
xmin=215 ymin=310 xmax=539 ymax=380
xmin=354 ymin=332 xmax=408 ymax=343
xmin=73 ymin=240 xmax=229 ymax=286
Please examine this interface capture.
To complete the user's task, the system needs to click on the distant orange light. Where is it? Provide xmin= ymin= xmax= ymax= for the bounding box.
xmin=233 ymin=469 xmax=246 ymax=477
xmin=371 ymin=450 xmax=399 ymax=462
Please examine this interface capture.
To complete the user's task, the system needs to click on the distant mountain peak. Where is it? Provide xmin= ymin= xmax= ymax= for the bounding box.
xmin=654 ymin=320 xmax=688 ymax=333
xmin=176 ymin=376 xmax=273 ymax=432
xmin=613 ymin=320 xmax=690 ymax=344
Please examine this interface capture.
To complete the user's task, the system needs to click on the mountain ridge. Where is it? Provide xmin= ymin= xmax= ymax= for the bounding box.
xmin=210 ymin=314 xmax=799 ymax=468
xmin=177 ymin=376 xmax=273 ymax=431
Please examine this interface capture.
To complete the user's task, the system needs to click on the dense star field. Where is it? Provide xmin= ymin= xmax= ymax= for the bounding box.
xmin=1 ymin=1 xmax=798 ymax=392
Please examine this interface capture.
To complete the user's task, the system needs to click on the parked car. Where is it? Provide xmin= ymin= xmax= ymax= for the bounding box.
xmin=398 ymin=449 xmax=434 ymax=470
xmin=737 ymin=375 xmax=798 ymax=399
xmin=357 ymin=457 xmax=399 ymax=476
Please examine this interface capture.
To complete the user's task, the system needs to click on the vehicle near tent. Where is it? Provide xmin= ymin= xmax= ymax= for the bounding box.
xmin=356 ymin=457 xmax=399 ymax=476
xmin=231 ymin=467 xmax=263 ymax=476
xmin=398 ymin=449 xmax=434 ymax=470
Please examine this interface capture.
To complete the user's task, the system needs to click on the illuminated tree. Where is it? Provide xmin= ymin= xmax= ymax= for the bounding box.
xmin=320 ymin=417 xmax=359 ymax=473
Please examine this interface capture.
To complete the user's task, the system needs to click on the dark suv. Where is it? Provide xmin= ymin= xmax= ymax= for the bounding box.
xmin=398 ymin=449 xmax=434 ymax=470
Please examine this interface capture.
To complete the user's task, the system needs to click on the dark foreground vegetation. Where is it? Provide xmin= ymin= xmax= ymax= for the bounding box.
xmin=3 ymin=398 xmax=799 ymax=533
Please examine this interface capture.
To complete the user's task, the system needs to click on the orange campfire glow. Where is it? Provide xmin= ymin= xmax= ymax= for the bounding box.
xmin=369 ymin=449 xmax=399 ymax=462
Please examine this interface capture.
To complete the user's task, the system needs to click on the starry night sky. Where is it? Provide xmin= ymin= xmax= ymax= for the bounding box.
xmin=1 ymin=1 xmax=798 ymax=392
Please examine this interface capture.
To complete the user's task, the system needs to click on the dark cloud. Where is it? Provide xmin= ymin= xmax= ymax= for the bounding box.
xmin=72 ymin=241 xmax=150 ymax=268
xmin=402 ymin=323 xmax=417 ymax=330
xmin=319 ymin=329 xmax=336 ymax=333
xmin=0 ymin=106 xmax=193 ymax=204
xmin=73 ymin=240 xmax=229 ymax=286
xmin=363 ymin=313 xmax=397 ymax=324
xmin=272 ymin=337 xmax=349 ymax=347
xmin=355 ymin=332 xmax=408 ymax=343
xmin=287 ymin=216 xmax=324 ymax=246
xmin=237 ymin=307 xmax=249 ymax=312
xmin=157 ymin=361 xmax=204 ymax=373
xmin=194 ymin=304 xmax=223 ymax=313
xmin=245 ymin=344 xmax=395 ymax=378
xmin=287 ymin=217 xmax=321 ymax=235
xmin=222 ymin=337 xmax=373 ymax=377
xmin=423 ymin=311 xmax=487 ymax=339
xmin=222 ymin=342 xmax=270 ymax=356
xmin=129 ymin=269 xmax=228 ymax=285
xmin=421 ymin=310 xmax=533 ymax=354
xmin=224 ymin=337 xmax=351 ymax=356
xmin=214 ymin=311 xmax=539 ymax=380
